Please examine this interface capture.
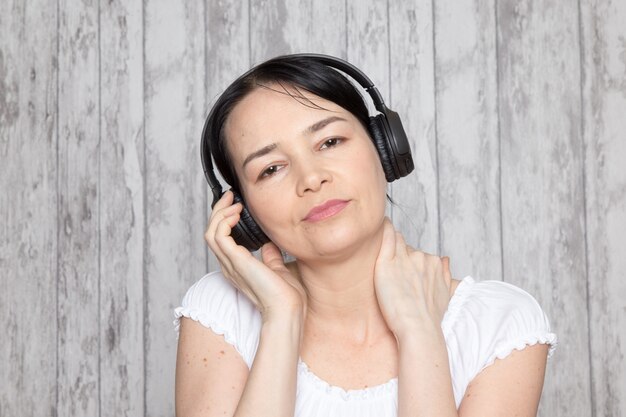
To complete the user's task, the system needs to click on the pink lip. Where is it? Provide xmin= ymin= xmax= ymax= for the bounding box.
xmin=304 ymin=199 xmax=350 ymax=222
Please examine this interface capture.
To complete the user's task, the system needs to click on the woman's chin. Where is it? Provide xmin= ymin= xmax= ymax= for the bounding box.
xmin=281 ymin=220 xmax=382 ymax=262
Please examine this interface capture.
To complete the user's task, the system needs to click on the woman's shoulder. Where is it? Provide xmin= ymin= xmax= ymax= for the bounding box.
xmin=442 ymin=277 xmax=557 ymax=406
xmin=444 ymin=276 xmax=557 ymax=365
xmin=176 ymin=271 xmax=248 ymax=319
xmin=446 ymin=277 xmax=555 ymax=334
xmin=180 ymin=270 xmax=240 ymax=302
xmin=453 ymin=277 xmax=546 ymax=311
xmin=173 ymin=271 xmax=262 ymax=368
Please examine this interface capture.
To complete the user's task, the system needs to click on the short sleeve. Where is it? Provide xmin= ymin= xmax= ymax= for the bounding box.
xmin=173 ymin=271 xmax=262 ymax=369
xmin=444 ymin=278 xmax=557 ymax=406
xmin=482 ymin=281 xmax=556 ymax=363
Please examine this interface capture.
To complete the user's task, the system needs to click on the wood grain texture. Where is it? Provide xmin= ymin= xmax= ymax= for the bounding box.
xmin=434 ymin=0 xmax=501 ymax=281
xmin=496 ymin=1 xmax=590 ymax=415
xmin=580 ymin=1 xmax=626 ymax=415
xmin=2 ymin=2 xmax=626 ymax=416
xmin=250 ymin=0 xmax=295 ymax=61
xmin=56 ymin=1 xmax=101 ymax=416
xmin=204 ymin=0 xmax=251 ymax=281
xmin=309 ymin=0 xmax=347 ymax=57
xmin=388 ymin=0 xmax=439 ymax=254
xmin=0 ymin=2 xmax=58 ymax=416
xmin=249 ymin=0 xmax=348 ymax=82
xmin=250 ymin=0 xmax=347 ymax=60
xmin=143 ymin=1 xmax=206 ymax=416
xmin=346 ymin=0 xmax=389 ymax=104
xmin=99 ymin=1 xmax=144 ymax=416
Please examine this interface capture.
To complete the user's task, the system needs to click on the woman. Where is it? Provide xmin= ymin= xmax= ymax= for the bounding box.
xmin=174 ymin=54 xmax=556 ymax=417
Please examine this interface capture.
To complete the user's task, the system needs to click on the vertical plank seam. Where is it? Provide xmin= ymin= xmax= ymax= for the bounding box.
xmin=494 ymin=0 xmax=504 ymax=283
xmin=141 ymin=0 xmax=148 ymax=415
xmin=55 ymin=0 xmax=60 ymax=414
xmin=344 ymin=0 xmax=348 ymax=59
xmin=97 ymin=1 xmax=102 ymax=416
xmin=248 ymin=0 xmax=251 ymax=63
xmin=577 ymin=0 xmax=595 ymax=414
xmin=307 ymin=0 xmax=313 ymax=51
xmin=203 ymin=0 xmax=209 ymax=272
xmin=430 ymin=0 xmax=441 ymax=255
xmin=99 ymin=2 xmax=105 ymax=415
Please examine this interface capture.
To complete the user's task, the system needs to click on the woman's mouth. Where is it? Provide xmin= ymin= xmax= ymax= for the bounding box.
xmin=304 ymin=199 xmax=350 ymax=222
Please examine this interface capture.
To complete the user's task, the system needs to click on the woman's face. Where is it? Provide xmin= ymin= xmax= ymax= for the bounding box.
xmin=224 ymin=84 xmax=387 ymax=261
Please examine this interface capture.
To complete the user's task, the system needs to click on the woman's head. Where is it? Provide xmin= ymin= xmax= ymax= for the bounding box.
xmin=205 ymin=55 xmax=389 ymax=259
xmin=207 ymin=55 xmax=371 ymax=192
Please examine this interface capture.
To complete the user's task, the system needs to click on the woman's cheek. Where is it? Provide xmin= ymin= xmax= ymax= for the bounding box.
xmin=246 ymin=192 xmax=293 ymax=243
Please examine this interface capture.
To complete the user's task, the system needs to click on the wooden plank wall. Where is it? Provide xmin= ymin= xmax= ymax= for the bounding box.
xmin=1 ymin=1 xmax=624 ymax=416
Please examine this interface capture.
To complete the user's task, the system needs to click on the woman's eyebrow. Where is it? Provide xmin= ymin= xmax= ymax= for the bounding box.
xmin=304 ymin=116 xmax=347 ymax=135
xmin=242 ymin=143 xmax=277 ymax=169
xmin=242 ymin=116 xmax=347 ymax=169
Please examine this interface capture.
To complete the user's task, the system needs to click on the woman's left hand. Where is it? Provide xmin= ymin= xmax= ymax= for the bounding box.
xmin=374 ymin=218 xmax=453 ymax=340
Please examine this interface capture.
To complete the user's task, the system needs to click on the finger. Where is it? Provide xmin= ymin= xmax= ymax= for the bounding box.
xmin=208 ymin=198 xmax=242 ymax=227
xmin=261 ymin=242 xmax=287 ymax=272
xmin=378 ymin=217 xmax=396 ymax=260
xmin=213 ymin=212 xmax=253 ymax=271
xmin=211 ymin=190 xmax=235 ymax=213
xmin=210 ymin=213 xmax=241 ymax=270
xmin=441 ymin=256 xmax=452 ymax=289
xmin=207 ymin=191 xmax=242 ymax=236
xmin=205 ymin=201 xmax=243 ymax=248
xmin=214 ymin=211 xmax=245 ymax=253
xmin=394 ymin=231 xmax=409 ymax=257
xmin=212 ymin=213 xmax=266 ymax=306
xmin=409 ymin=248 xmax=426 ymax=269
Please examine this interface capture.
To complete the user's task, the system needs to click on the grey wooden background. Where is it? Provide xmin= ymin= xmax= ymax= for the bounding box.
xmin=1 ymin=0 xmax=625 ymax=416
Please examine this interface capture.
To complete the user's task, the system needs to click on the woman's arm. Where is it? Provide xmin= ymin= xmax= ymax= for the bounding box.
xmin=234 ymin=311 xmax=303 ymax=417
xmin=396 ymin=328 xmax=548 ymax=417
xmin=458 ymin=343 xmax=548 ymax=416
xmin=395 ymin=323 xmax=457 ymax=416
xmin=373 ymin=219 xmax=457 ymax=416
xmin=175 ymin=310 xmax=303 ymax=417
xmin=374 ymin=219 xmax=549 ymax=416
xmin=175 ymin=318 xmax=248 ymax=417
xmin=174 ymin=191 xmax=307 ymax=417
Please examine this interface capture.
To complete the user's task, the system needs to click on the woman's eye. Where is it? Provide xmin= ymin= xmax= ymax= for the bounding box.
xmin=320 ymin=137 xmax=342 ymax=149
xmin=259 ymin=165 xmax=282 ymax=179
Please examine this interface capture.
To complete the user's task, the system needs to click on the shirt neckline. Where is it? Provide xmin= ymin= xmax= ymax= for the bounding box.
xmin=296 ymin=276 xmax=475 ymax=399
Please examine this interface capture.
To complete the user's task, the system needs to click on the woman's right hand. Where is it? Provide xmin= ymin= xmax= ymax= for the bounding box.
xmin=205 ymin=191 xmax=307 ymax=323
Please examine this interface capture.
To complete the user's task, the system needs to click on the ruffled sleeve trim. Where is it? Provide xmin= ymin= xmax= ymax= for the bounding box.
xmin=444 ymin=277 xmax=558 ymax=407
xmin=172 ymin=271 xmax=261 ymax=368
xmin=481 ymin=331 xmax=558 ymax=373
xmin=173 ymin=305 xmax=249 ymax=361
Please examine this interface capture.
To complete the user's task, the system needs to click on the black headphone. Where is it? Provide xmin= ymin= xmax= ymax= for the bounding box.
xmin=201 ymin=53 xmax=414 ymax=251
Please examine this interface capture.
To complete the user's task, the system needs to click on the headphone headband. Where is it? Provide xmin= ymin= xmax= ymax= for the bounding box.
xmin=288 ymin=53 xmax=386 ymax=111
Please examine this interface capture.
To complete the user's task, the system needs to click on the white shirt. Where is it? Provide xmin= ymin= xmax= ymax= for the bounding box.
xmin=174 ymin=272 xmax=556 ymax=416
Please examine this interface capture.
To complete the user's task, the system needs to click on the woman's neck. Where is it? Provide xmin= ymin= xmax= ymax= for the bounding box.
xmin=294 ymin=226 xmax=390 ymax=344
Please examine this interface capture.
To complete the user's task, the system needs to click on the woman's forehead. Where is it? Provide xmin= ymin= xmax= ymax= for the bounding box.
xmin=231 ymin=84 xmax=346 ymax=122
xmin=224 ymin=86 xmax=357 ymax=158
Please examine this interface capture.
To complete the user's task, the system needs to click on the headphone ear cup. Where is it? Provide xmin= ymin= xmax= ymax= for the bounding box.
xmin=230 ymin=191 xmax=269 ymax=251
xmin=368 ymin=116 xmax=397 ymax=182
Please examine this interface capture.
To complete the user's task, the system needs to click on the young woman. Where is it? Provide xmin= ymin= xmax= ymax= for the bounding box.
xmin=174 ymin=54 xmax=556 ymax=417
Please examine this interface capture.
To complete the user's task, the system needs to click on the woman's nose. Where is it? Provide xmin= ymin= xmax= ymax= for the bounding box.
xmin=295 ymin=159 xmax=332 ymax=196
